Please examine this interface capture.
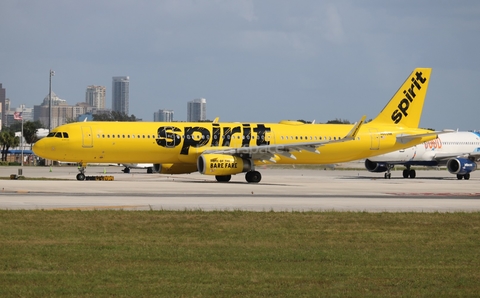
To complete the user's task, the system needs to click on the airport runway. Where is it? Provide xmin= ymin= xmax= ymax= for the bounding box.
xmin=1 ymin=165 xmax=479 ymax=212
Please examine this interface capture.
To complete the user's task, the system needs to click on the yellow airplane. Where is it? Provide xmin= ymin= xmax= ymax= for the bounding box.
xmin=33 ymin=68 xmax=444 ymax=183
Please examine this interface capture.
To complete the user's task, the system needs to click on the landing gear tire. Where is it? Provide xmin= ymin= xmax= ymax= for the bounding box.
xmin=403 ymin=166 xmax=416 ymax=179
xmin=76 ymin=173 xmax=86 ymax=181
xmin=384 ymin=173 xmax=391 ymax=179
xmin=246 ymin=171 xmax=262 ymax=183
xmin=122 ymin=167 xmax=130 ymax=173
xmin=409 ymin=169 xmax=416 ymax=178
xmin=147 ymin=167 xmax=153 ymax=174
xmin=215 ymin=175 xmax=231 ymax=182
xmin=457 ymin=173 xmax=470 ymax=180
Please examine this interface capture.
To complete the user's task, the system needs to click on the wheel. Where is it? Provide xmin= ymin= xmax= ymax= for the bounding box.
xmin=409 ymin=170 xmax=416 ymax=179
xmin=123 ymin=167 xmax=130 ymax=173
xmin=464 ymin=173 xmax=470 ymax=180
xmin=76 ymin=173 xmax=86 ymax=181
xmin=384 ymin=173 xmax=391 ymax=179
xmin=246 ymin=171 xmax=262 ymax=183
xmin=215 ymin=175 xmax=231 ymax=182
xmin=402 ymin=169 xmax=409 ymax=178
xmin=457 ymin=174 xmax=463 ymax=180
xmin=147 ymin=167 xmax=153 ymax=174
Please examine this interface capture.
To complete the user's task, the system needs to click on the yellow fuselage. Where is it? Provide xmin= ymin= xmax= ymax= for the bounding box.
xmin=33 ymin=121 xmax=436 ymax=166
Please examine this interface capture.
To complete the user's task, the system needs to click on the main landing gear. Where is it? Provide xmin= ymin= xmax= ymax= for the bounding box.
xmin=457 ymin=173 xmax=470 ymax=180
xmin=214 ymin=171 xmax=262 ymax=183
xmin=402 ymin=165 xmax=416 ymax=179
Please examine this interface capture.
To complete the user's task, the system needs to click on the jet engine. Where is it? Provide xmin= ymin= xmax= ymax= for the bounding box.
xmin=197 ymin=154 xmax=253 ymax=176
xmin=446 ymin=158 xmax=477 ymax=175
xmin=153 ymin=163 xmax=198 ymax=174
xmin=364 ymin=159 xmax=389 ymax=173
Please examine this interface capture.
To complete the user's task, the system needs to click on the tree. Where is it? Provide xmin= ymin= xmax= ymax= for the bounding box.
xmin=23 ymin=121 xmax=41 ymax=148
xmin=0 ymin=130 xmax=20 ymax=161
xmin=93 ymin=111 xmax=138 ymax=121
xmin=326 ymin=118 xmax=351 ymax=124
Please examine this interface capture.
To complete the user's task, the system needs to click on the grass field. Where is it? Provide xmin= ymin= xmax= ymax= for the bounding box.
xmin=1 ymin=211 xmax=479 ymax=297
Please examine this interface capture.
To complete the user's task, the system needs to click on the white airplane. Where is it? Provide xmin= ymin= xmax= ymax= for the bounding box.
xmin=121 ymin=163 xmax=155 ymax=174
xmin=365 ymin=131 xmax=480 ymax=179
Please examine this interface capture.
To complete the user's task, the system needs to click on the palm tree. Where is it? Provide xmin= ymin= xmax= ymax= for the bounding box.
xmin=0 ymin=131 xmax=20 ymax=161
xmin=22 ymin=121 xmax=41 ymax=149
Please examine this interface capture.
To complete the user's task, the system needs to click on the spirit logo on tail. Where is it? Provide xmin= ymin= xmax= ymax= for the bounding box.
xmin=391 ymin=71 xmax=428 ymax=124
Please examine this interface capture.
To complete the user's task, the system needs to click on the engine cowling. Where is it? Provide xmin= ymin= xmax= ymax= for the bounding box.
xmin=153 ymin=163 xmax=198 ymax=174
xmin=446 ymin=158 xmax=477 ymax=175
xmin=364 ymin=159 xmax=389 ymax=173
xmin=197 ymin=154 xmax=253 ymax=176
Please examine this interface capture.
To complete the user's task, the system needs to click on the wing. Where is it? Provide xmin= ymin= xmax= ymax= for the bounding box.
xmin=202 ymin=116 xmax=367 ymax=162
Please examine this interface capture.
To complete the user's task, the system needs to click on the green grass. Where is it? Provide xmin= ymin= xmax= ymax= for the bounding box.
xmin=1 ymin=211 xmax=479 ymax=297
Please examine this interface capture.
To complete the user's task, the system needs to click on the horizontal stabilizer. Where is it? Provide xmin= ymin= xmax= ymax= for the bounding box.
xmin=396 ymin=129 xmax=454 ymax=144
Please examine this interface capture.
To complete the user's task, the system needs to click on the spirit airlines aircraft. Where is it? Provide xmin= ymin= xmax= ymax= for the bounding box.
xmin=33 ymin=68 xmax=444 ymax=183
xmin=365 ymin=131 xmax=480 ymax=180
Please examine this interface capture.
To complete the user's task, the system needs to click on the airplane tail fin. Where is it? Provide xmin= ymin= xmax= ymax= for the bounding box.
xmin=369 ymin=68 xmax=431 ymax=128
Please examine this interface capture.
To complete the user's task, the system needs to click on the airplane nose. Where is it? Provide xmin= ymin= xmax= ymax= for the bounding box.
xmin=32 ymin=139 xmax=46 ymax=157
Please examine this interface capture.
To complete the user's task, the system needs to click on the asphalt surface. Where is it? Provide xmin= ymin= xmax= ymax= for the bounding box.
xmin=1 ymin=165 xmax=479 ymax=212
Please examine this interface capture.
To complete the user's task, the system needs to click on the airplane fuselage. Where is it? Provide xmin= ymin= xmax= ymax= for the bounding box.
xmin=368 ymin=131 xmax=480 ymax=166
xmin=34 ymin=121 xmax=435 ymax=166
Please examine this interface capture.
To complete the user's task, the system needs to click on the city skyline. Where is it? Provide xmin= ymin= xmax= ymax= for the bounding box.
xmin=0 ymin=81 xmax=210 ymax=128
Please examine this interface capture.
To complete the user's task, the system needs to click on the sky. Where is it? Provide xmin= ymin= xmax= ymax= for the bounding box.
xmin=1 ymin=0 xmax=480 ymax=130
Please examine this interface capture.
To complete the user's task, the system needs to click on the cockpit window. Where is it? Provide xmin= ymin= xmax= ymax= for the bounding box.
xmin=62 ymin=132 xmax=69 ymax=138
xmin=55 ymin=132 xmax=62 ymax=138
xmin=47 ymin=132 xmax=56 ymax=137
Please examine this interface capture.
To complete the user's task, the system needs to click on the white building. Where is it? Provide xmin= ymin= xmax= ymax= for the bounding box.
xmin=187 ymin=98 xmax=206 ymax=122
xmin=86 ymin=85 xmax=106 ymax=109
xmin=154 ymin=109 xmax=174 ymax=122
xmin=112 ymin=76 xmax=129 ymax=115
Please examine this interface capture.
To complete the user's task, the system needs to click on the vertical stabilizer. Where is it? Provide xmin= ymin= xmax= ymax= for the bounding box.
xmin=370 ymin=68 xmax=431 ymax=128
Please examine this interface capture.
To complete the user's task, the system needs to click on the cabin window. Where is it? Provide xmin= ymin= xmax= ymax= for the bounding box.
xmin=122 ymin=135 xmax=125 ymax=138
xmin=107 ymin=135 xmax=110 ymax=138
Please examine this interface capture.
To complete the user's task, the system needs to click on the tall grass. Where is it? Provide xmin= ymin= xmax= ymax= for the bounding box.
xmin=0 ymin=211 xmax=479 ymax=297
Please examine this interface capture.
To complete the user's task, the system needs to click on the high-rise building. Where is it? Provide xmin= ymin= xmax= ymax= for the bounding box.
xmin=187 ymin=98 xmax=206 ymax=122
xmin=34 ymin=92 xmax=86 ymax=128
xmin=112 ymin=76 xmax=129 ymax=115
xmin=86 ymin=85 xmax=106 ymax=109
xmin=154 ymin=109 xmax=174 ymax=122
xmin=0 ymin=84 xmax=6 ymax=127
